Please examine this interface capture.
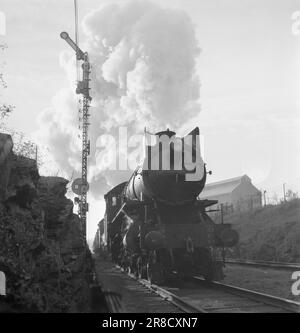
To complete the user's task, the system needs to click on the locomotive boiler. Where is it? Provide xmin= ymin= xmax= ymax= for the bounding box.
xmin=97 ymin=127 xmax=238 ymax=284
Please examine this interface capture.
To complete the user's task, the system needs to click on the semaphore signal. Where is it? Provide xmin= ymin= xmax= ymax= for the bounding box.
xmin=60 ymin=2 xmax=91 ymax=243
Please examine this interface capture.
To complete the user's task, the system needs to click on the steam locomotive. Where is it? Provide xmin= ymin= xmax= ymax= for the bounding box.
xmin=94 ymin=127 xmax=239 ymax=284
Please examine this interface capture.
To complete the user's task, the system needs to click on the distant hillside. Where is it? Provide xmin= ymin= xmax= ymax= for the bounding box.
xmin=221 ymin=199 xmax=300 ymax=262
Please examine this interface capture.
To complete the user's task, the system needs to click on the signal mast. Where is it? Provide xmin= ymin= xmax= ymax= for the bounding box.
xmin=60 ymin=31 xmax=91 ymax=240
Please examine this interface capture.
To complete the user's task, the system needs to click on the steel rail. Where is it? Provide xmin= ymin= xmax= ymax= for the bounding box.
xmin=138 ymin=278 xmax=206 ymax=313
xmin=123 ymin=268 xmax=205 ymax=313
xmin=119 ymin=265 xmax=300 ymax=313
xmin=193 ymin=276 xmax=300 ymax=313
xmin=225 ymin=259 xmax=300 ymax=270
xmin=103 ymin=290 xmax=123 ymax=313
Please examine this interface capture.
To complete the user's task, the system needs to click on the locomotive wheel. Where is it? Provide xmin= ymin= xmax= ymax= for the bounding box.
xmin=137 ymin=256 xmax=147 ymax=279
xmin=203 ymin=266 xmax=213 ymax=282
xmin=195 ymin=247 xmax=214 ymax=281
xmin=131 ymin=255 xmax=139 ymax=277
xmin=177 ymin=253 xmax=194 ymax=279
xmin=212 ymin=261 xmax=225 ymax=281
xmin=147 ymin=262 xmax=166 ymax=285
xmin=147 ymin=251 xmax=166 ymax=285
xmin=202 ymin=252 xmax=213 ymax=281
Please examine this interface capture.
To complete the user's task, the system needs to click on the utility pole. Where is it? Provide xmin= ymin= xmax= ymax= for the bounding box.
xmin=263 ymin=190 xmax=267 ymax=207
xmin=220 ymin=203 xmax=225 ymax=263
xmin=60 ymin=31 xmax=91 ymax=243
xmin=283 ymin=183 xmax=286 ymax=202
xmin=220 ymin=203 xmax=224 ymax=224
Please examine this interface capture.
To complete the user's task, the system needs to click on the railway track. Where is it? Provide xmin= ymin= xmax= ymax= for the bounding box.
xmin=191 ymin=277 xmax=300 ymax=313
xmin=128 ymin=272 xmax=300 ymax=313
xmin=225 ymin=259 xmax=300 ymax=270
xmin=138 ymin=278 xmax=205 ymax=313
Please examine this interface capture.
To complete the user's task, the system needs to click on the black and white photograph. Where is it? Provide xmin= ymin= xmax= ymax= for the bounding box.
xmin=0 ymin=0 xmax=300 ymax=319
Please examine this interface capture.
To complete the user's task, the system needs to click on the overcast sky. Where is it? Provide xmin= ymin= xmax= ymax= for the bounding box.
xmin=1 ymin=0 xmax=299 ymax=241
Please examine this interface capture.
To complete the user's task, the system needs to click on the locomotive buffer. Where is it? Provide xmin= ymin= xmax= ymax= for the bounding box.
xmin=60 ymin=31 xmax=91 ymax=241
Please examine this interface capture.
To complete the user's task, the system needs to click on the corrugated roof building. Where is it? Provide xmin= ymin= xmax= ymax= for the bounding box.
xmin=200 ymin=175 xmax=262 ymax=214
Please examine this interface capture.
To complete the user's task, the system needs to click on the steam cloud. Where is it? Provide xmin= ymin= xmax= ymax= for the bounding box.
xmin=36 ymin=0 xmax=201 ymax=198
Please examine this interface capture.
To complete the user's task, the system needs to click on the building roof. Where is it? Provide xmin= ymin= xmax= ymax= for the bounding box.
xmin=200 ymin=175 xmax=251 ymax=198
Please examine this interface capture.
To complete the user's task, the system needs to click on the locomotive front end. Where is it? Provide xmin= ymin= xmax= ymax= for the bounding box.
xmin=101 ymin=127 xmax=239 ymax=285
xmin=125 ymin=127 xmax=207 ymax=205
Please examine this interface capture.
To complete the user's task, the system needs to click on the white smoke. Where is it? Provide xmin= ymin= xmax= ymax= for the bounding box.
xmin=36 ymin=0 xmax=201 ymax=198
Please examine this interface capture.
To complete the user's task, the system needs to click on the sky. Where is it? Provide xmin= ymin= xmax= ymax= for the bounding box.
xmin=0 ymin=0 xmax=299 ymax=242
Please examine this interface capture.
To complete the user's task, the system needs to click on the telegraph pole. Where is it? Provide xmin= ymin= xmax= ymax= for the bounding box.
xmin=263 ymin=190 xmax=267 ymax=207
xmin=283 ymin=183 xmax=286 ymax=202
xmin=60 ymin=31 xmax=91 ymax=242
xmin=220 ymin=203 xmax=224 ymax=224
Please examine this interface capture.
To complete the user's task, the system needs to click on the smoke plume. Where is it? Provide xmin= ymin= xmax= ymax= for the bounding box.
xmin=36 ymin=0 xmax=201 ymax=198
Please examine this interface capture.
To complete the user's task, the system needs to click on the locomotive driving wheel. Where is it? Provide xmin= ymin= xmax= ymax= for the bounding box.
xmin=177 ymin=253 xmax=194 ymax=278
xmin=137 ymin=256 xmax=147 ymax=279
xmin=147 ymin=250 xmax=166 ymax=285
xmin=196 ymin=247 xmax=214 ymax=281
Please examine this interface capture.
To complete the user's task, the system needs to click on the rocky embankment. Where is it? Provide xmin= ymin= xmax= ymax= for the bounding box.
xmin=0 ymin=133 xmax=97 ymax=312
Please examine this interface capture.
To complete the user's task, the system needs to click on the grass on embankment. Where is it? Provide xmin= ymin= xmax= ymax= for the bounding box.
xmin=222 ymin=198 xmax=300 ymax=262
